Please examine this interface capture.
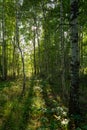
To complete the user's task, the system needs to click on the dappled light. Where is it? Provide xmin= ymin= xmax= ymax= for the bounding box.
xmin=0 ymin=0 xmax=87 ymax=130
xmin=0 ymin=78 xmax=69 ymax=130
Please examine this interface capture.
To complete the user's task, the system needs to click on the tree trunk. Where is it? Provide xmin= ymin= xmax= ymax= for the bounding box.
xmin=80 ymin=26 xmax=84 ymax=74
xmin=41 ymin=2 xmax=49 ymax=77
xmin=69 ymin=0 xmax=80 ymax=129
xmin=15 ymin=1 xmax=26 ymax=95
xmin=33 ymin=19 xmax=36 ymax=75
xmin=60 ymin=0 xmax=65 ymax=98
xmin=36 ymin=21 xmax=41 ymax=75
xmin=2 ymin=0 xmax=7 ymax=80
xmin=12 ymin=37 xmax=16 ymax=78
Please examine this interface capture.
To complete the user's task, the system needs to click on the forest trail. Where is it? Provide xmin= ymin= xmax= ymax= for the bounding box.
xmin=0 ymin=77 xmax=68 ymax=130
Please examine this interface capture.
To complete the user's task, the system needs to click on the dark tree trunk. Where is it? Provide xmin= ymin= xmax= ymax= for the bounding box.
xmin=69 ymin=0 xmax=80 ymax=129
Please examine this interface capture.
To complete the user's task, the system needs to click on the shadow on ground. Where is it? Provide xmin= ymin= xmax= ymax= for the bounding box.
xmin=0 ymin=77 xmax=69 ymax=130
xmin=39 ymin=80 xmax=68 ymax=130
xmin=0 ymin=78 xmax=35 ymax=130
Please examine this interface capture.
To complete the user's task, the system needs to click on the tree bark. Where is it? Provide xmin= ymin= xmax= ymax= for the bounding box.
xmin=2 ymin=0 xmax=7 ymax=80
xmin=69 ymin=0 xmax=80 ymax=129
xmin=12 ymin=38 xmax=16 ymax=78
xmin=33 ymin=18 xmax=36 ymax=75
xmin=60 ymin=0 xmax=65 ymax=98
xmin=15 ymin=1 xmax=26 ymax=95
xmin=36 ymin=21 xmax=41 ymax=75
xmin=41 ymin=2 xmax=49 ymax=77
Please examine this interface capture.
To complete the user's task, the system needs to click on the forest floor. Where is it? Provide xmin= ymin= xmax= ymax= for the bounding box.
xmin=0 ymin=76 xmax=87 ymax=130
xmin=0 ymin=76 xmax=68 ymax=130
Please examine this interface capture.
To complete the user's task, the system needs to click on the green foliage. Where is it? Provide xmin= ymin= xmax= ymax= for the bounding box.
xmin=0 ymin=0 xmax=87 ymax=129
xmin=75 ymin=128 xmax=82 ymax=130
xmin=82 ymin=125 xmax=87 ymax=130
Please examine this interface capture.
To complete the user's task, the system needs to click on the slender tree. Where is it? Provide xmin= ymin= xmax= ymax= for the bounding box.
xmin=36 ymin=20 xmax=41 ymax=75
xmin=2 ymin=0 xmax=7 ymax=80
xmin=60 ymin=0 xmax=65 ymax=98
xmin=41 ymin=1 xmax=49 ymax=77
xmin=33 ymin=17 xmax=37 ymax=75
xmin=15 ymin=0 xmax=26 ymax=95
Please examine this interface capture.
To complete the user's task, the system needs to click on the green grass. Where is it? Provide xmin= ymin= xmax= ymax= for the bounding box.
xmin=2 ymin=77 xmax=87 ymax=130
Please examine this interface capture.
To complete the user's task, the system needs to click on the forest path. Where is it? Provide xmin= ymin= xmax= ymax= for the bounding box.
xmin=0 ymin=77 xmax=68 ymax=130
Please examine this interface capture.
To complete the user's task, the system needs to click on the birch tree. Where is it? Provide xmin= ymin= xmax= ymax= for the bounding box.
xmin=69 ymin=0 xmax=80 ymax=129
xmin=15 ymin=0 xmax=26 ymax=95
xmin=60 ymin=0 xmax=65 ymax=99
xmin=33 ymin=17 xmax=36 ymax=75
xmin=2 ymin=0 xmax=7 ymax=80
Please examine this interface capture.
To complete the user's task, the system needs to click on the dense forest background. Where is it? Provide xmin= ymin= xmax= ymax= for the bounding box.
xmin=0 ymin=0 xmax=87 ymax=130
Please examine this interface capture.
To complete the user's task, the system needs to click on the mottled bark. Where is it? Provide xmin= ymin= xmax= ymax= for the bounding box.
xmin=69 ymin=0 xmax=80 ymax=129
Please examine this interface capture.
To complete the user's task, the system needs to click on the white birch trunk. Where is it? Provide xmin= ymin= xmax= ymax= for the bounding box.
xmin=33 ymin=17 xmax=36 ymax=75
